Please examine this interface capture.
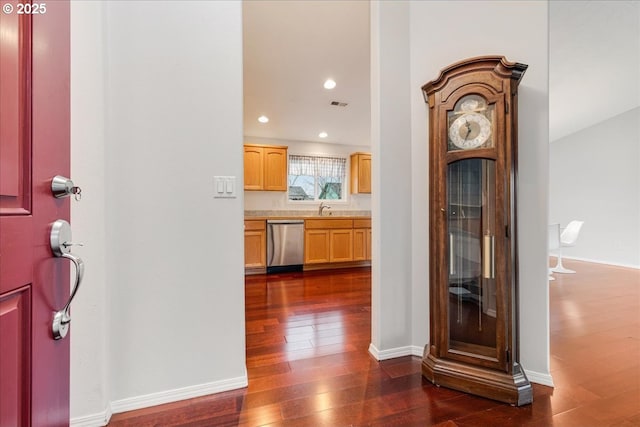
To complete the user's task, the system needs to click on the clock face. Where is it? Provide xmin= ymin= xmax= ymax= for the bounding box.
xmin=447 ymin=95 xmax=494 ymax=151
xmin=449 ymin=113 xmax=491 ymax=149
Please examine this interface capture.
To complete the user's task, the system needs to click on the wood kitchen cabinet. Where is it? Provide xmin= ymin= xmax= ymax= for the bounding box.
xmin=353 ymin=219 xmax=371 ymax=261
xmin=304 ymin=229 xmax=330 ymax=264
xmin=244 ymin=220 xmax=266 ymax=269
xmin=330 ymin=229 xmax=353 ymax=262
xmin=263 ymin=146 xmax=288 ymax=190
xmin=305 ymin=219 xmax=353 ymax=264
xmin=245 ymin=216 xmax=370 ymax=273
xmin=243 ymin=145 xmax=264 ymax=190
xmin=350 ymin=152 xmax=371 ymax=194
xmin=244 ymin=144 xmax=288 ymax=191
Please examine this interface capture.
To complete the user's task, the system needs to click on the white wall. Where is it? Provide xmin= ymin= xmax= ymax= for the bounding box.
xmin=369 ymin=1 xmax=414 ymax=357
xmin=70 ymin=1 xmax=110 ymax=422
xmin=105 ymin=0 xmax=246 ymax=404
xmin=550 ymin=108 xmax=640 ymax=268
xmin=243 ymin=136 xmax=371 ymax=212
xmin=70 ymin=1 xmax=246 ymax=424
xmin=371 ymin=0 xmax=552 ymax=385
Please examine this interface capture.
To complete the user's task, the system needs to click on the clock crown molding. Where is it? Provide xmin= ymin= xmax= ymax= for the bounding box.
xmin=422 ymin=55 xmax=528 ymax=104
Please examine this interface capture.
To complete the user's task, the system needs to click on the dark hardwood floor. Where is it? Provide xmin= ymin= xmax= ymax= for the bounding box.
xmin=109 ymin=260 xmax=640 ymax=426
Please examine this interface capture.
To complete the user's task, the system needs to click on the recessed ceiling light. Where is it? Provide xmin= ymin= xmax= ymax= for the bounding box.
xmin=318 ymin=132 xmax=328 ymax=138
xmin=323 ymin=79 xmax=336 ymax=90
xmin=258 ymin=115 xmax=269 ymax=123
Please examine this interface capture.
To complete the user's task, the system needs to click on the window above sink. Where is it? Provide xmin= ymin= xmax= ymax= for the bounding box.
xmin=288 ymin=154 xmax=347 ymax=202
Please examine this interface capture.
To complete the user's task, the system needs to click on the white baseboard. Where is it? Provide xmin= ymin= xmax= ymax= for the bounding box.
xmin=71 ymin=372 xmax=248 ymax=427
xmin=524 ymin=369 xmax=554 ymax=387
xmin=111 ymin=373 xmax=248 ymax=415
xmin=70 ymin=404 xmax=112 ymax=427
xmin=551 ymin=255 xmax=640 ymax=270
xmin=368 ymin=343 xmax=424 ymax=360
xmin=410 ymin=345 xmax=424 ymax=357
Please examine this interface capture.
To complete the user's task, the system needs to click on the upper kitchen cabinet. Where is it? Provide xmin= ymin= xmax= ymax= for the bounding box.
xmin=244 ymin=144 xmax=288 ymax=191
xmin=350 ymin=152 xmax=371 ymax=194
xmin=244 ymin=145 xmax=264 ymax=190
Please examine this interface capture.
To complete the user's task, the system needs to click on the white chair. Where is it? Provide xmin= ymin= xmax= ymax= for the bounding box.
xmin=551 ymin=220 xmax=584 ymax=274
xmin=548 ymin=223 xmax=560 ymax=281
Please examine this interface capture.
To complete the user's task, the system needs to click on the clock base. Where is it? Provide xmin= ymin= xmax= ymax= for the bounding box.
xmin=422 ymin=350 xmax=533 ymax=406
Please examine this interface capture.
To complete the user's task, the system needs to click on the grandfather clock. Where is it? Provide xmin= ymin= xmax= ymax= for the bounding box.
xmin=421 ymin=56 xmax=532 ymax=406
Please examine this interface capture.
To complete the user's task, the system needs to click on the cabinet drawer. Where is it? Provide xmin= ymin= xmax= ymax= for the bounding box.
xmin=353 ymin=219 xmax=371 ymax=228
xmin=305 ymin=219 xmax=353 ymax=229
xmin=244 ymin=220 xmax=266 ymax=231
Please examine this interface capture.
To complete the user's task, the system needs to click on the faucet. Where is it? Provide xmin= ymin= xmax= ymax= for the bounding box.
xmin=318 ymin=202 xmax=331 ymax=216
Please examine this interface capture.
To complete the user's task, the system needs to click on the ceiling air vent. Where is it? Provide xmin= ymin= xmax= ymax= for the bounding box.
xmin=330 ymin=101 xmax=348 ymax=107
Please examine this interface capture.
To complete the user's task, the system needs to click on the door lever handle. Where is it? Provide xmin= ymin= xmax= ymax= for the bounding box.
xmin=50 ymin=219 xmax=85 ymax=340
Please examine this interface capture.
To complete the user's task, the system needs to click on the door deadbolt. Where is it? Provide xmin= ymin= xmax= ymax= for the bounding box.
xmin=51 ymin=175 xmax=82 ymax=201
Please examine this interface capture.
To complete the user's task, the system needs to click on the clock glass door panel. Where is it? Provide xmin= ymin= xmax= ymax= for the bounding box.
xmin=447 ymin=158 xmax=497 ymax=359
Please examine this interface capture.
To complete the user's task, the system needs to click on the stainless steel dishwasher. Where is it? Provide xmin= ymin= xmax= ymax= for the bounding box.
xmin=266 ymin=219 xmax=304 ymax=273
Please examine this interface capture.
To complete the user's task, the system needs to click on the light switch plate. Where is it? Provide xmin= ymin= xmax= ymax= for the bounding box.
xmin=213 ymin=176 xmax=236 ymax=198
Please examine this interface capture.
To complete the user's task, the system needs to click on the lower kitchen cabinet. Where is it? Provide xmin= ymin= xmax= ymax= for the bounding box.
xmin=245 ymin=217 xmax=370 ymax=273
xmin=305 ymin=219 xmax=352 ymax=265
xmin=353 ymin=219 xmax=372 ymax=261
xmin=330 ymin=229 xmax=353 ymax=262
xmin=304 ymin=229 xmax=330 ymax=264
xmin=353 ymin=228 xmax=368 ymax=261
xmin=304 ymin=218 xmax=370 ymax=267
xmin=304 ymin=228 xmax=355 ymax=264
xmin=244 ymin=220 xmax=266 ymax=269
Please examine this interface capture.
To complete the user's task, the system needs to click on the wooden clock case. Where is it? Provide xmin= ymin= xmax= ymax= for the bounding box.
xmin=421 ymin=56 xmax=532 ymax=406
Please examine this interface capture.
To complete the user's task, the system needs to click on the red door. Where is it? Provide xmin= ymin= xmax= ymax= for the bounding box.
xmin=0 ymin=1 xmax=70 ymax=426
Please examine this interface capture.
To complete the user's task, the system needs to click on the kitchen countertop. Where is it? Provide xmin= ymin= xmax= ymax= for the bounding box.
xmin=244 ymin=210 xmax=370 ymax=220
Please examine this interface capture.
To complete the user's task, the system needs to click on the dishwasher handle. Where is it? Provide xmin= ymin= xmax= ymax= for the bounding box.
xmin=267 ymin=222 xmax=275 ymax=266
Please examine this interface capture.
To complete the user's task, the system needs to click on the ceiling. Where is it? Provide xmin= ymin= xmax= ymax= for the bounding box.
xmin=243 ymin=0 xmax=370 ymax=146
xmin=243 ymin=1 xmax=639 ymax=146
xmin=549 ymin=1 xmax=639 ymax=142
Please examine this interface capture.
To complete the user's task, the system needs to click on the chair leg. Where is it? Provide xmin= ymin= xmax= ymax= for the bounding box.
xmin=551 ymin=250 xmax=576 ymax=274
